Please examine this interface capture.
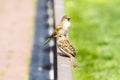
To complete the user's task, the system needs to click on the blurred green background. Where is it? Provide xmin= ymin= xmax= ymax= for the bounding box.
xmin=64 ymin=0 xmax=120 ymax=80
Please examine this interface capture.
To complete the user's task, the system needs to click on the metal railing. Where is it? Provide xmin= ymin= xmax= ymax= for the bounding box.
xmin=29 ymin=0 xmax=72 ymax=80
xmin=54 ymin=0 xmax=73 ymax=80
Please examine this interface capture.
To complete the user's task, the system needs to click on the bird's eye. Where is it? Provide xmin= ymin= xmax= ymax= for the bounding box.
xmin=67 ymin=18 xmax=70 ymax=21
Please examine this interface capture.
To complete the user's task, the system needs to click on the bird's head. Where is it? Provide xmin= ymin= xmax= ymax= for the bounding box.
xmin=57 ymin=35 xmax=68 ymax=42
xmin=61 ymin=15 xmax=70 ymax=22
xmin=61 ymin=15 xmax=70 ymax=30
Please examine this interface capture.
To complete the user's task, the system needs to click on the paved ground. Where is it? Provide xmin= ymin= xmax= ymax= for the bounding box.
xmin=0 ymin=0 xmax=35 ymax=80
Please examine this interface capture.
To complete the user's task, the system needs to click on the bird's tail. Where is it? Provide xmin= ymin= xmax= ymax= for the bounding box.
xmin=70 ymin=56 xmax=79 ymax=68
xmin=44 ymin=36 xmax=52 ymax=45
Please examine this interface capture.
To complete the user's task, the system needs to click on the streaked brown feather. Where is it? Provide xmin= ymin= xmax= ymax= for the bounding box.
xmin=58 ymin=42 xmax=79 ymax=68
xmin=44 ymin=26 xmax=62 ymax=45
xmin=57 ymin=39 xmax=76 ymax=57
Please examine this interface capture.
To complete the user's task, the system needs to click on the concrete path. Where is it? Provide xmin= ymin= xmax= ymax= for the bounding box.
xmin=0 ymin=0 xmax=35 ymax=80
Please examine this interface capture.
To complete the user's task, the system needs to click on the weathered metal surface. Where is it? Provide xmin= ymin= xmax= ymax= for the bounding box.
xmin=53 ymin=0 xmax=73 ymax=80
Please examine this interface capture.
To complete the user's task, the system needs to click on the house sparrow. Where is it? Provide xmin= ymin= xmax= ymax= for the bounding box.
xmin=44 ymin=15 xmax=70 ymax=45
xmin=57 ymin=35 xmax=79 ymax=68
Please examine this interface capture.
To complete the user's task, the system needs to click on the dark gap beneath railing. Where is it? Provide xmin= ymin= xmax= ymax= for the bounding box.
xmin=52 ymin=0 xmax=57 ymax=79
xmin=29 ymin=0 xmax=54 ymax=80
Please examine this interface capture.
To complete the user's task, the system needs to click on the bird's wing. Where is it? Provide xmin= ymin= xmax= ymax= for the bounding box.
xmin=58 ymin=46 xmax=79 ymax=68
xmin=57 ymin=40 xmax=76 ymax=57
xmin=44 ymin=25 xmax=62 ymax=45
xmin=51 ymin=25 xmax=62 ymax=37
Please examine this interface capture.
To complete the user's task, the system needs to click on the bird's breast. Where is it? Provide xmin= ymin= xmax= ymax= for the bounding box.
xmin=63 ymin=21 xmax=70 ymax=30
xmin=58 ymin=29 xmax=67 ymax=35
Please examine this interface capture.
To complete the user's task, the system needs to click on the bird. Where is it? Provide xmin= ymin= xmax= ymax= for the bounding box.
xmin=57 ymin=35 xmax=79 ymax=68
xmin=44 ymin=15 xmax=70 ymax=45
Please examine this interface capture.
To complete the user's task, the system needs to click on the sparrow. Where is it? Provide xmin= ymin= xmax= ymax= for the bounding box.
xmin=57 ymin=35 xmax=79 ymax=68
xmin=44 ymin=15 xmax=70 ymax=45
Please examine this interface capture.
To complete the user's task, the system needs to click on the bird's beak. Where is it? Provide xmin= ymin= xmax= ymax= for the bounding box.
xmin=67 ymin=17 xmax=70 ymax=21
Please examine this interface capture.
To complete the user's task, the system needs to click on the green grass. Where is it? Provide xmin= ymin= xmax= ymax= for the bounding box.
xmin=64 ymin=0 xmax=120 ymax=80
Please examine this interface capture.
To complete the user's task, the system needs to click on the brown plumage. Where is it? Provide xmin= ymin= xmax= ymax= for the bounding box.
xmin=44 ymin=15 xmax=70 ymax=45
xmin=58 ymin=40 xmax=76 ymax=57
xmin=57 ymin=35 xmax=79 ymax=68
